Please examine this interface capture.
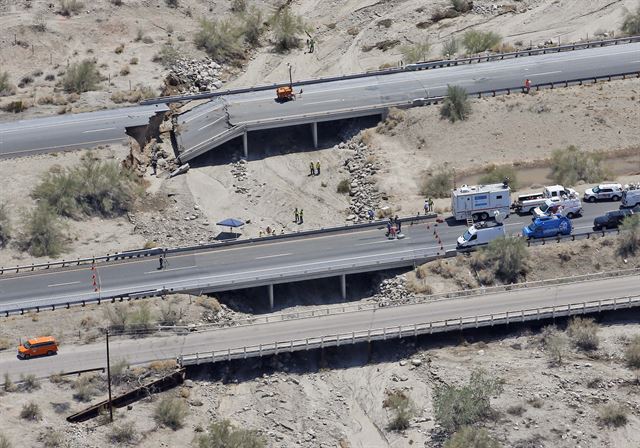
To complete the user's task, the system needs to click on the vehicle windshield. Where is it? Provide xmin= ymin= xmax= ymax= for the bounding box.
xmin=462 ymin=229 xmax=473 ymax=241
xmin=539 ymin=202 xmax=551 ymax=212
xmin=23 ymin=341 xmax=31 ymax=349
xmin=592 ymin=186 xmax=600 ymax=193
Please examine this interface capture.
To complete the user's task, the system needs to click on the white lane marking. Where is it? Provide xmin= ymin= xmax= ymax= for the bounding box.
xmin=528 ymin=70 xmax=562 ymax=77
xmin=82 ymin=127 xmax=116 ymax=134
xmin=356 ymin=237 xmax=411 ymax=246
xmin=183 ymin=102 xmax=227 ymax=123
xmin=0 ymin=111 xmax=162 ymax=134
xmin=0 ymin=137 xmax=124 ymax=156
xmin=144 ymin=266 xmax=193 ymax=275
xmin=255 ymin=253 xmax=292 ymax=260
xmin=48 ymin=281 xmax=81 ymax=288
xmin=304 ymin=99 xmax=344 ymax=105
xmin=198 ymin=115 xmax=227 ymax=131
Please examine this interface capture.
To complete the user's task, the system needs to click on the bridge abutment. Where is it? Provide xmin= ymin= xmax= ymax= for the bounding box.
xmin=268 ymin=283 xmax=274 ymax=310
xmin=243 ymin=131 xmax=248 ymax=159
xmin=311 ymin=122 xmax=318 ymax=149
xmin=340 ymin=274 xmax=346 ymax=300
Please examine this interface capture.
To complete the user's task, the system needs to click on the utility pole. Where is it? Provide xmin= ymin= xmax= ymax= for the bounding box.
xmin=287 ymin=62 xmax=293 ymax=88
xmin=106 ymin=330 xmax=113 ymax=422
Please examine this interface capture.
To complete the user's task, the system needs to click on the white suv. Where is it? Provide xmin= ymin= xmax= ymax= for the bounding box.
xmin=583 ymin=183 xmax=623 ymax=202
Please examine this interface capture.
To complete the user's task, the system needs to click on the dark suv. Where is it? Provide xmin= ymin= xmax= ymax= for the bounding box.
xmin=593 ymin=209 xmax=634 ymax=230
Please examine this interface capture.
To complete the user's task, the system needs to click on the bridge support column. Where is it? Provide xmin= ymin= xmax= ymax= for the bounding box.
xmin=268 ymin=284 xmax=274 ymax=310
xmin=381 ymin=108 xmax=389 ymax=122
xmin=242 ymin=131 xmax=248 ymax=159
xmin=340 ymin=274 xmax=346 ymax=300
xmin=311 ymin=122 xmax=318 ymax=149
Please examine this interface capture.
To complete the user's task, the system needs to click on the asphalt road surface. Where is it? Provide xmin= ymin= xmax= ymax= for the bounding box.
xmin=1 ymin=274 xmax=637 ymax=379
xmin=0 ymin=200 xmax=616 ymax=313
xmin=0 ymin=104 xmax=168 ymax=158
xmin=176 ymin=43 xmax=640 ymax=156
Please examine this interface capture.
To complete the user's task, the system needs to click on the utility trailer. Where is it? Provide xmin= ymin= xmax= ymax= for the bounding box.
xmin=451 ymin=181 xmax=511 ymax=222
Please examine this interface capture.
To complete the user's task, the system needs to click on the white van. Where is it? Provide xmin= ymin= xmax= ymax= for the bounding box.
xmin=457 ymin=222 xmax=506 ymax=249
xmin=622 ymin=186 xmax=640 ymax=208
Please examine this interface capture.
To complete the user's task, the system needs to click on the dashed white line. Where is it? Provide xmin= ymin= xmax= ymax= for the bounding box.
xmin=48 ymin=281 xmax=81 ymax=288
xmin=144 ymin=266 xmax=194 ymax=275
xmin=255 ymin=253 xmax=292 ymax=260
xmin=198 ymin=115 xmax=227 ymax=131
xmin=82 ymin=127 xmax=116 ymax=134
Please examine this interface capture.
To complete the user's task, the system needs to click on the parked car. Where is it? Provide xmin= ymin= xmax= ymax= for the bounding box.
xmin=593 ymin=209 xmax=635 ymax=230
xmin=17 ymin=336 xmax=58 ymax=359
xmin=457 ymin=221 xmax=506 ymax=249
xmin=522 ymin=214 xmax=572 ymax=239
xmin=583 ymin=183 xmax=623 ymax=202
xmin=622 ymin=186 xmax=640 ymax=208
xmin=532 ymin=196 xmax=582 ymax=219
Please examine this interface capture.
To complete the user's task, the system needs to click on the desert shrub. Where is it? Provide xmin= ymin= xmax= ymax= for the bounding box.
xmin=114 ymin=44 xmax=125 ymax=54
xmin=451 ymin=0 xmax=472 ymax=13
xmin=153 ymin=43 xmax=180 ymax=67
xmin=0 ymin=203 xmax=10 ymax=248
xmin=598 ymin=404 xmax=628 ymax=427
xmin=479 ymin=165 xmax=518 ymax=190
xmin=195 ymin=420 xmax=266 ymax=448
xmin=119 ymin=65 xmax=130 ymax=76
xmin=109 ymin=421 xmax=137 ymax=444
xmin=239 ymin=7 xmax=264 ymax=47
xmin=110 ymin=359 xmax=130 ymax=385
xmin=539 ymin=326 xmax=568 ymax=366
xmin=474 ymin=236 xmax=529 ymax=283
xmin=433 ymin=369 xmax=503 ymax=432
xmin=20 ymin=204 xmax=67 ymax=257
xmin=618 ymin=214 xmax=640 ymax=257
xmin=420 ymin=167 xmax=454 ymax=198
xmin=383 ymin=390 xmax=417 ymax=431
xmin=33 ymin=156 xmax=142 ymax=219
xmin=3 ymin=374 xmax=17 ymax=392
xmin=527 ymin=397 xmax=544 ymax=408
xmin=442 ymin=37 xmax=459 ymax=57
xmin=2 ymin=100 xmax=29 ymax=113
xmin=59 ymin=0 xmax=83 ymax=16
xmin=0 ymin=338 xmax=9 ymax=351
xmin=401 ymin=40 xmax=431 ymax=63
xmin=406 ymin=275 xmax=434 ymax=294
xmin=431 ymin=8 xmax=459 ymax=22
xmin=441 ymin=85 xmax=470 ymax=122
xmin=194 ymin=19 xmax=244 ymax=64
xmin=128 ymin=302 xmax=154 ymax=332
xmin=104 ymin=303 xmax=130 ymax=333
xmin=549 ymin=145 xmax=605 ymax=186
xmin=506 ymin=404 xmax=525 ymax=416
xmin=159 ymin=303 xmax=183 ymax=326
xmin=62 ymin=60 xmax=100 ymax=93
xmin=444 ymin=426 xmax=500 ymax=448
xmin=39 ymin=430 xmax=64 ymax=448
xmin=73 ymin=376 xmax=97 ymax=402
xmin=336 ymin=179 xmax=350 ymax=194
xmin=142 ymin=36 xmax=154 ymax=44
xmin=111 ymin=85 xmax=155 ymax=103
xmin=20 ymin=402 xmax=42 ymax=421
xmin=625 ymin=335 xmax=640 ymax=372
xmin=20 ymin=374 xmax=40 ymax=392
xmin=154 ymin=397 xmax=188 ymax=430
xmin=111 ymin=0 xmax=123 ymax=5
xmin=462 ymin=30 xmax=502 ymax=54
xmin=377 ymin=18 xmax=392 ymax=28
xmin=0 ymin=72 xmax=15 ymax=96
xmin=567 ymin=317 xmax=600 ymax=351
xmin=149 ymin=359 xmax=178 ymax=373
xmin=0 ymin=434 xmax=10 ymax=448
xmin=621 ymin=6 xmax=640 ymax=35
xmin=270 ymin=6 xmax=308 ymax=52
xmin=165 ymin=0 xmax=178 ymax=8
xmin=231 ymin=0 xmax=246 ymax=13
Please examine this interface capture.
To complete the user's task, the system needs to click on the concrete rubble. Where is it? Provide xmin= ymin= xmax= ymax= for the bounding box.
xmin=341 ymin=139 xmax=385 ymax=221
xmin=169 ymin=58 xmax=224 ymax=93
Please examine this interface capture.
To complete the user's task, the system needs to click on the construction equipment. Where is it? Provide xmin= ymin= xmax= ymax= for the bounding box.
xmin=276 ymin=63 xmax=296 ymax=102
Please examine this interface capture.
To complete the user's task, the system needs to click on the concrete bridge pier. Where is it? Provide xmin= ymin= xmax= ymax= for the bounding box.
xmin=243 ymin=131 xmax=248 ymax=159
xmin=310 ymin=122 xmax=318 ymax=149
xmin=268 ymin=283 xmax=274 ymax=310
xmin=340 ymin=274 xmax=346 ymax=300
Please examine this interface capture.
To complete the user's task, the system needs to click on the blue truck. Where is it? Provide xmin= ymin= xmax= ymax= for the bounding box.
xmin=522 ymin=214 xmax=572 ymax=239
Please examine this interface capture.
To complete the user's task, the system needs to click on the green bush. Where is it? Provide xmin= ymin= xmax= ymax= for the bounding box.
xmin=625 ymin=335 xmax=640 ymax=371
xmin=401 ymin=40 xmax=431 ymax=64
xmin=567 ymin=317 xmax=600 ymax=351
xmin=40 ymin=430 xmax=64 ymax=448
xmin=0 ymin=72 xmax=16 ymax=97
xmin=433 ymin=369 xmax=503 ymax=432
xmin=153 ymin=43 xmax=180 ymax=67
xmin=441 ymin=85 xmax=470 ymax=122
xmin=109 ymin=421 xmax=137 ymax=444
xmin=159 ymin=303 xmax=183 ymax=326
xmin=549 ymin=145 xmax=605 ymax=186
xmin=20 ymin=402 xmax=42 ymax=421
xmin=33 ymin=156 xmax=142 ymax=219
xmin=598 ymin=404 xmax=628 ymax=427
xmin=20 ymin=374 xmax=40 ymax=392
xmin=383 ymin=390 xmax=417 ymax=431
xmin=441 ymin=37 xmax=459 ymax=57
xmin=479 ymin=165 xmax=518 ymax=190
xmin=195 ymin=420 xmax=266 ymax=448
xmin=451 ymin=0 xmax=472 ymax=13
xmin=62 ymin=60 xmax=100 ymax=93
xmin=20 ymin=204 xmax=67 ymax=257
xmin=59 ymin=0 xmax=84 ymax=16
xmin=473 ymin=236 xmax=529 ymax=283
xmin=270 ymin=6 xmax=308 ymax=52
xmin=618 ymin=214 xmax=640 ymax=257
xmin=194 ymin=19 xmax=244 ymax=64
xmin=420 ymin=167 xmax=453 ymax=198
xmin=154 ymin=397 xmax=188 ymax=430
xmin=129 ymin=302 xmax=154 ymax=332
xmin=72 ymin=375 xmax=97 ymax=402
xmin=444 ymin=426 xmax=500 ymax=448
xmin=545 ymin=331 xmax=568 ymax=366
xmin=2 ymin=100 xmax=29 ymax=113
xmin=462 ymin=30 xmax=502 ymax=54
xmin=3 ymin=373 xmax=17 ymax=393
xmin=110 ymin=359 xmax=130 ymax=385
xmin=622 ymin=6 xmax=640 ymax=35
xmin=240 ymin=7 xmax=264 ymax=47
xmin=0 ymin=203 xmax=10 ymax=248
xmin=337 ymin=179 xmax=350 ymax=194
xmin=104 ymin=304 xmax=130 ymax=334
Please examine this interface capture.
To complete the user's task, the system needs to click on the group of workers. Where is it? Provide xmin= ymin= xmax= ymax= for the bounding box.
xmin=309 ymin=161 xmax=321 ymax=176
xmin=385 ymin=215 xmax=403 ymax=239
xmin=294 ymin=208 xmax=304 ymax=224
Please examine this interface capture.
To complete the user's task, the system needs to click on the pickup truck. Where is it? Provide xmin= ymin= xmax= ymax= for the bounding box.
xmin=533 ymin=196 xmax=583 ymax=219
xmin=513 ymin=185 xmax=576 ymax=214
xmin=522 ymin=214 xmax=572 ymax=239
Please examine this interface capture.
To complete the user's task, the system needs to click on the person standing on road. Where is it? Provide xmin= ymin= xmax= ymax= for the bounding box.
xmin=158 ymin=256 xmax=164 ymax=270
xmin=428 ymin=197 xmax=434 ymax=212
xmin=367 ymin=209 xmax=374 ymax=221
xmin=309 ymin=161 xmax=315 ymax=176
xmin=294 ymin=208 xmax=299 ymax=224
xmin=299 ymin=209 xmax=304 ymax=224
xmin=524 ymin=78 xmax=531 ymax=94
xmin=315 ymin=160 xmax=321 ymax=176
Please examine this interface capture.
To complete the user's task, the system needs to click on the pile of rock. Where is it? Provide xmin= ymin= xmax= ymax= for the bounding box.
xmin=169 ymin=58 xmax=224 ymax=93
xmin=231 ymin=159 xmax=250 ymax=194
xmin=341 ymin=139 xmax=385 ymax=221
xmin=374 ymin=275 xmax=416 ymax=305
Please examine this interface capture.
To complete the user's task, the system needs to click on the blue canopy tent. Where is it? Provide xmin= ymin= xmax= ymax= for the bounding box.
xmin=216 ymin=218 xmax=245 ymax=238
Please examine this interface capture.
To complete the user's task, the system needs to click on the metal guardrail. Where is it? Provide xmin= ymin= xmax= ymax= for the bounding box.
xmin=178 ymin=294 xmax=640 ymax=366
xmin=0 ymin=224 xmax=630 ymax=317
xmin=141 ymin=36 xmax=640 ymax=106
xmin=0 ymin=214 xmax=434 ymax=276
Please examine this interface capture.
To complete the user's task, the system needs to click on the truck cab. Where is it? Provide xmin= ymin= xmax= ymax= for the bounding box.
xmin=522 ymin=214 xmax=572 ymax=239
xmin=533 ymin=196 xmax=582 ymax=219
